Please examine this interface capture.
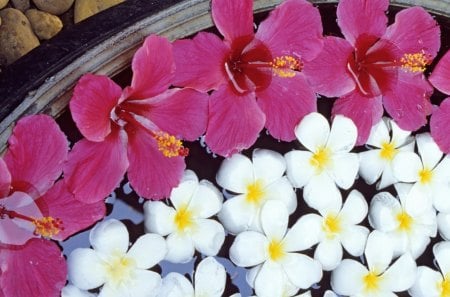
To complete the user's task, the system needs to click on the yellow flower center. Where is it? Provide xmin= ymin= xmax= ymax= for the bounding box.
xmin=396 ymin=211 xmax=413 ymax=232
xmin=246 ymin=180 xmax=265 ymax=204
xmin=174 ymin=205 xmax=194 ymax=232
xmin=310 ymin=147 xmax=331 ymax=173
xmin=323 ymin=214 xmax=341 ymax=239
xmin=400 ymin=52 xmax=431 ymax=73
xmin=105 ymin=254 xmax=136 ymax=286
xmin=379 ymin=141 xmax=397 ymax=161
xmin=270 ymin=55 xmax=303 ymax=78
xmin=363 ymin=271 xmax=382 ymax=293
xmin=268 ymin=239 xmax=285 ymax=262
xmin=419 ymin=168 xmax=433 ymax=184
xmin=440 ymin=275 xmax=450 ymax=297
xmin=32 ymin=216 xmax=63 ymax=238
xmin=154 ymin=131 xmax=189 ymax=158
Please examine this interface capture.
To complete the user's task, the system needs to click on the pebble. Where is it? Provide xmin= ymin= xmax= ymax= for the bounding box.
xmin=11 ymin=0 xmax=30 ymax=11
xmin=0 ymin=0 xmax=8 ymax=9
xmin=32 ymin=0 xmax=74 ymax=15
xmin=74 ymin=0 xmax=124 ymax=23
xmin=26 ymin=9 xmax=62 ymax=40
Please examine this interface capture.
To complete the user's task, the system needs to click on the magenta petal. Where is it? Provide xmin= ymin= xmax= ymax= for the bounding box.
xmin=212 ymin=0 xmax=254 ymax=42
xmin=35 ymin=181 xmax=105 ymax=241
xmin=303 ymin=36 xmax=355 ymax=97
xmin=0 ymin=239 xmax=66 ymax=297
xmin=332 ymin=91 xmax=383 ymax=145
xmin=127 ymin=126 xmax=185 ymax=200
xmin=70 ymin=74 xmax=120 ymax=142
xmin=383 ymin=6 xmax=440 ymax=59
xmin=125 ymin=35 xmax=175 ymax=99
xmin=0 ymin=159 xmax=11 ymax=198
xmin=429 ymin=51 xmax=450 ymax=95
xmin=4 ymin=115 xmax=68 ymax=198
xmin=383 ymin=72 xmax=433 ymax=131
xmin=255 ymin=0 xmax=323 ymax=61
xmin=205 ymin=86 xmax=265 ymax=157
xmin=64 ymin=128 xmax=128 ymax=203
xmin=337 ymin=0 xmax=388 ymax=46
xmin=136 ymin=88 xmax=208 ymax=141
xmin=431 ymin=98 xmax=450 ymax=154
xmin=172 ymin=32 xmax=229 ymax=92
xmin=257 ymin=74 xmax=316 ymax=141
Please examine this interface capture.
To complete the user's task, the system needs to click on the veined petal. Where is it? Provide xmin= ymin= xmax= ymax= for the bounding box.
xmin=340 ymin=190 xmax=368 ymax=225
xmin=429 ymin=51 xmax=450 ymax=94
xmin=195 ymin=257 xmax=226 ymax=297
xmin=340 ymin=225 xmax=369 ymax=257
xmin=211 ymin=0 xmax=254 ymax=42
xmin=205 ymin=86 xmax=265 ymax=157
xmin=0 ymin=158 xmax=11 ymax=197
xmin=127 ymin=233 xmax=166 ymax=269
xmin=165 ymin=233 xmax=195 ymax=263
xmin=188 ymin=180 xmax=223 ymax=218
xmin=331 ymin=259 xmax=367 ymax=296
xmin=281 ymin=253 xmax=322 ymax=289
xmin=254 ymin=261 xmax=284 ymax=297
xmin=408 ymin=266 xmax=442 ymax=297
xmin=89 ymin=219 xmax=129 ymax=256
xmin=191 ymin=218 xmax=225 ymax=256
xmin=434 ymin=241 xmax=450 ymax=275
xmin=391 ymin=152 xmax=422 ymax=183
xmin=143 ymin=201 xmax=176 ymax=236
xmin=328 ymin=153 xmax=359 ymax=190
xmin=431 ymin=98 xmax=450 ymax=154
xmin=382 ymin=253 xmax=417 ymax=292
xmin=359 ymin=150 xmax=386 ymax=185
xmin=365 ymin=231 xmax=393 ymax=273
xmin=284 ymin=214 xmax=322 ymax=252
xmin=294 ymin=112 xmax=330 ymax=152
xmin=327 ymin=114 xmax=358 ymax=153
xmin=369 ymin=192 xmax=401 ymax=232
xmin=285 ymin=150 xmax=315 ymax=188
xmin=314 ymin=239 xmax=343 ymax=271
xmin=218 ymin=195 xmax=255 ymax=234
xmin=158 ymin=273 xmax=193 ymax=297
xmin=230 ymin=231 xmax=268 ymax=267
xmin=216 ymin=153 xmax=253 ymax=193
xmin=261 ymin=200 xmax=288 ymax=240
xmin=416 ymin=133 xmax=442 ymax=169
xmin=67 ymin=248 xmax=106 ymax=290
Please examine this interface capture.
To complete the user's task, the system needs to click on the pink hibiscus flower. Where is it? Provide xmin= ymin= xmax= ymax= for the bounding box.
xmin=429 ymin=51 xmax=450 ymax=154
xmin=172 ymin=0 xmax=323 ymax=157
xmin=65 ymin=34 xmax=209 ymax=202
xmin=304 ymin=0 xmax=440 ymax=144
xmin=0 ymin=115 xmax=105 ymax=297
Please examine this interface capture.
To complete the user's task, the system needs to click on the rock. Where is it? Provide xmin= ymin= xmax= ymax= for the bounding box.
xmin=0 ymin=0 xmax=8 ymax=9
xmin=12 ymin=0 xmax=30 ymax=11
xmin=0 ymin=8 xmax=39 ymax=65
xmin=26 ymin=9 xmax=62 ymax=40
xmin=74 ymin=0 xmax=124 ymax=23
xmin=32 ymin=0 xmax=74 ymax=15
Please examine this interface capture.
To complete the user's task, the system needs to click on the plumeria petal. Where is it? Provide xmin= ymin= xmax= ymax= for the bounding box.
xmin=284 ymin=214 xmax=322 ymax=252
xmin=281 ymin=253 xmax=323 ymax=289
xmin=211 ymin=0 xmax=254 ymax=42
xmin=195 ymin=257 xmax=226 ymax=297
xmin=359 ymin=150 xmax=386 ymax=185
xmin=165 ymin=233 xmax=195 ymax=263
xmin=67 ymin=248 xmax=106 ymax=290
xmin=437 ymin=212 xmax=450 ymax=240
xmin=434 ymin=241 xmax=450 ymax=275
xmin=89 ymin=219 xmax=129 ymax=256
xmin=327 ymin=114 xmax=358 ymax=153
xmin=365 ymin=118 xmax=390 ymax=148
xmin=61 ymin=285 xmax=96 ymax=297
xmin=158 ymin=273 xmax=193 ymax=297
xmin=230 ymin=231 xmax=268 ymax=267
xmin=331 ymin=259 xmax=367 ymax=296
xmin=113 ymin=270 xmax=161 ymax=297
xmin=216 ymin=153 xmax=253 ymax=194
xmin=127 ymin=233 xmax=166 ymax=269
xmin=252 ymin=149 xmax=286 ymax=185
xmin=408 ymin=266 xmax=442 ymax=297
xmin=303 ymin=173 xmax=342 ymax=211
xmin=218 ymin=195 xmax=255 ymax=234
xmin=431 ymin=98 xmax=450 ymax=154
xmin=170 ymin=170 xmax=198 ymax=209
xmin=340 ymin=190 xmax=368 ymax=225
xmin=143 ymin=201 xmax=176 ymax=236
xmin=284 ymin=150 xmax=315 ymax=188
xmin=392 ymin=152 xmax=422 ymax=183
xmin=329 ymin=153 xmax=359 ymax=190
xmin=261 ymin=200 xmax=288 ymax=240
xmin=382 ymin=253 xmax=417 ymax=292
xmin=294 ymin=112 xmax=330 ymax=151
xmin=416 ymin=133 xmax=442 ymax=169
xmin=314 ymin=239 xmax=343 ymax=271
xmin=192 ymin=219 xmax=225 ymax=256
xmin=254 ymin=261 xmax=284 ymax=297
xmin=369 ymin=192 xmax=401 ymax=232
xmin=188 ymin=180 xmax=223 ymax=218
xmin=263 ymin=177 xmax=297 ymax=214
xmin=365 ymin=231 xmax=393 ymax=273
xmin=340 ymin=225 xmax=369 ymax=257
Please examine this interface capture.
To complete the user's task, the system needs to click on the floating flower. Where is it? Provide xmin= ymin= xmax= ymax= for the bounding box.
xmin=331 ymin=231 xmax=417 ymax=296
xmin=392 ymin=133 xmax=450 ymax=212
xmin=157 ymin=257 xmax=226 ymax=296
xmin=144 ymin=170 xmax=224 ymax=263
xmin=230 ymin=200 xmax=322 ymax=297
xmin=217 ymin=149 xmax=296 ymax=234
xmin=437 ymin=212 xmax=450 ymax=241
xmin=0 ymin=115 xmax=105 ymax=297
xmin=172 ymin=0 xmax=323 ymax=156
xmin=292 ymin=190 xmax=369 ymax=270
xmin=359 ymin=117 xmax=414 ymax=189
xmin=285 ymin=112 xmax=359 ymax=210
xmin=409 ymin=241 xmax=450 ymax=297
xmin=61 ymin=285 xmax=96 ymax=297
xmin=304 ymin=0 xmax=440 ymax=144
xmin=368 ymin=186 xmax=437 ymax=259
xmin=65 ymin=34 xmax=208 ymax=203
xmin=67 ymin=219 xmax=167 ymax=297
xmin=231 ymin=290 xmax=313 ymax=297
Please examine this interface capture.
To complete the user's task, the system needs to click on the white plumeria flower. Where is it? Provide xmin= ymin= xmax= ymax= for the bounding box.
xmin=359 ymin=117 xmax=414 ymax=189
xmin=392 ymin=133 xmax=450 ymax=212
xmin=156 ymin=257 xmax=227 ymax=297
xmin=61 ymin=285 xmax=97 ymax=297
xmin=409 ymin=241 xmax=450 ymax=297
xmin=285 ymin=112 xmax=359 ymax=210
xmin=67 ymin=219 xmax=166 ymax=297
xmin=231 ymin=290 xmax=313 ymax=297
xmin=437 ymin=212 xmax=450 ymax=240
xmin=144 ymin=170 xmax=225 ymax=263
xmin=368 ymin=185 xmax=437 ymax=259
xmin=217 ymin=149 xmax=296 ymax=234
xmin=331 ymin=231 xmax=417 ymax=297
xmin=230 ymin=200 xmax=322 ymax=297
xmin=293 ymin=190 xmax=369 ymax=270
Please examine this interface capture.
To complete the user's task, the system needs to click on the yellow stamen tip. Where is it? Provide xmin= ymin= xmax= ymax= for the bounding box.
xmin=400 ymin=52 xmax=431 ymax=73
xmin=270 ymin=55 xmax=303 ymax=78
xmin=154 ymin=132 xmax=188 ymax=158
xmin=33 ymin=216 xmax=63 ymax=238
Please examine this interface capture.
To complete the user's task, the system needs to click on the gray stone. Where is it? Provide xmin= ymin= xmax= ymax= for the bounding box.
xmin=32 ymin=0 xmax=74 ymax=15
xmin=11 ymin=0 xmax=30 ymax=11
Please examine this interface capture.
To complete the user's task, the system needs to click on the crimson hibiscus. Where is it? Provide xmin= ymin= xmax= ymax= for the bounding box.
xmin=172 ymin=0 xmax=323 ymax=157
xmin=64 ymin=34 xmax=208 ymax=202
xmin=304 ymin=0 xmax=440 ymax=144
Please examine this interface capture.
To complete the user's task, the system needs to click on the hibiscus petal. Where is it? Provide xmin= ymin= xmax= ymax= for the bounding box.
xmin=431 ymin=98 xmax=450 ymax=154
xmin=285 ymin=150 xmax=315 ymax=188
xmin=261 ymin=200 xmax=288 ymax=240
xmin=340 ymin=225 xmax=369 ymax=257
xmin=5 ymin=115 xmax=68 ymax=197
xmin=191 ymin=218 xmax=225 ymax=256
xmin=127 ymin=126 xmax=185 ymax=200
xmin=340 ymin=190 xmax=368 ymax=225
xmin=1 ymin=239 xmax=67 ymax=297
xmin=143 ymin=201 xmax=176 ymax=236
xmin=429 ymin=51 xmax=450 ymax=94
xmin=382 ymin=253 xmax=417 ymax=292
xmin=205 ymin=86 xmax=265 ymax=157
xmin=127 ymin=233 xmax=167 ymax=269
xmin=256 ymin=74 xmax=316 ymax=141
xmin=408 ymin=266 xmax=442 ymax=297
xmin=195 ymin=257 xmax=226 ymax=297
xmin=330 ymin=259 xmax=367 ymax=296
xmin=229 ymin=231 xmax=268 ymax=267
xmin=165 ymin=232 xmax=195 ymax=263
xmin=336 ymin=0 xmax=388 ymax=46
xmin=67 ymin=248 xmax=106 ymax=290
xmin=64 ymin=128 xmax=128 ymax=203
xmin=211 ymin=0 xmax=253 ymax=42
xmin=303 ymin=36 xmax=355 ymax=97
xmin=281 ymin=253 xmax=322 ymax=289
xmin=314 ymin=239 xmax=343 ymax=271
xmin=0 ymin=159 xmax=11 ymax=197
xmin=89 ymin=219 xmax=129 ymax=256
xmin=434 ymin=241 xmax=450 ymax=276
xmin=218 ymin=195 xmax=255 ymax=234
xmin=294 ymin=112 xmax=330 ymax=151
xmin=252 ymin=149 xmax=286 ymax=185
xmin=254 ymin=261 xmax=284 ymax=297
xmin=284 ymin=213 xmax=322 ymax=252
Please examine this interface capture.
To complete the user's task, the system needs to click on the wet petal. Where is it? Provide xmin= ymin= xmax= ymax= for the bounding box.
xmin=195 ymin=257 xmax=226 ymax=297
xmin=365 ymin=118 xmax=390 ymax=147
xmin=169 ymin=171 xmax=198 ymax=210
xmin=211 ymin=0 xmax=254 ymax=42
xmin=284 ymin=213 xmax=322 ymax=252
xmin=188 ymin=180 xmax=223 ymax=218
xmin=0 ymin=159 xmax=11 ymax=197
xmin=294 ymin=112 xmax=330 ymax=152
xmin=67 ymin=248 xmax=106 ymax=290
xmin=281 ymin=253 xmax=323 ymax=289
xmin=89 ymin=219 xmax=129 ymax=256
xmin=263 ymin=177 xmax=297 ymax=214
xmin=165 ymin=233 xmax=195 ymax=263
xmin=431 ymin=98 xmax=450 ymax=154
xmin=127 ymin=233 xmax=167 ymax=269
xmin=230 ymin=231 xmax=268 ymax=267
xmin=192 ymin=219 xmax=225 ymax=256
xmin=314 ymin=239 xmax=343 ymax=271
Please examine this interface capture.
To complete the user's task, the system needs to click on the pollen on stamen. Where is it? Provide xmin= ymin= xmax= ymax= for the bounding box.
xmin=400 ymin=52 xmax=431 ymax=73
xmin=270 ymin=55 xmax=303 ymax=78
xmin=154 ymin=131 xmax=189 ymax=158
xmin=33 ymin=216 xmax=63 ymax=238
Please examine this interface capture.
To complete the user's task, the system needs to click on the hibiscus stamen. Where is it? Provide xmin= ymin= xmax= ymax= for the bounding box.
xmin=400 ymin=52 xmax=431 ymax=73
xmin=154 ymin=131 xmax=189 ymax=158
xmin=33 ymin=217 xmax=64 ymax=238
xmin=270 ymin=55 xmax=303 ymax=78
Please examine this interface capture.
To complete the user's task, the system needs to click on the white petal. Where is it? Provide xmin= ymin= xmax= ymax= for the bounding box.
xmin=252 ymin=149 xmax=286 ymax=184
xmin=157 ymin=273 xmax=193 ymax=297
xmin=416 ymin=133 xmax=442 ymax=169
xmin=377 ymin=164 xmax=398 ymax=189
xmin=143 ymin=201 xmax=176 ymax=236
xmin=188 ymin=180 xmax=223 ymax=218
xmin=294 ymin=112 xmax=330 ymax=151
xmin=392 ymin=152 xmax=423 ymax=183
xmin=216 ymin=153 xmax=253 ymax=193
xmin=365 ymin=231 xmax=393 ymax=273
xmin=165 ymin=233 xmax=195 ymax=263
xmin=191 ymin=219 xmax=225 ymax=256
xmin=433 ymin=156 xmax=450 ymax=182
xmin=437 ymin=212 xmax=450 ymax=240
xmin=127 ymin=233 xmax=167 ymax=269
xmin=263 ymin=177 xmax=297 ymax=214
xmin=368 ymin=192 xmax=401 ymax=232
xmin=330 ymin=259 xmax=367 ymax=296
xmin=434 ymin=241 xmax=450 ymax=275
xmin=326 ymin=114 xmax=357 ymax=153
xmin=230 ymin=231 xmax=268 ymax=267
xmin=254 ymin=261 xmax=284 ymax=297
xmin=122 ymin=270 xmax=161 ymax=297
xmin=340 ymin=190 xmax=368 ymax=225
xmin=195 ymin=257 xmax=226 ymax=297
xmin=261 ymin=200 xmax=288 ymax=240
xmin=285 ymin=150 xmax=315 ymax=188
xmin=340 ymin=225 xmax=369 ymax=257
xmin=61 ymin=285 xmax=96 ymax=297
xmin=390 ymin=119 xmax=412 ymax=147
xmin=284 ymin=214 xmax=322 ymax=252
xmin=303 ymin=173 xmax=342 ymax=211
xmin=432 ymin=183 xmax=450 ymax=213
xmin=170 ymin=171 xmax=198 ymax=209
xmin=314 ymin=239 xmax=343 ymax=271
xmin=218 ymin=195 xmax=255 ymax=234
xmin=328 ymin=153 xmax=359 ymax=189
xmin=408 ymin=266 xmax=442 ymax=297
xmin=366 ymin=117 xmax=390 ymax=147
xmin=382 ymin=253 xmax=417 ymax=292
xmin=89 ymin=219 xmax=129 ymax=256
xmin=323 ymin=290 xmax=338 ymax=297
xmin=67 ymin=248 xmax=106 ymax=290
xmin=408 ymin=231 xmax=430 ymax=259
xmin=246 ymin=264 xmax=262 ymax=288
xmin=358 ymin=150 xmax=386 ymax=185
xmin=403 ymin=183 xmax=433 ymax=216
xmin=394 ymin=182 xmax=414 ymax=203
xmin=281 ymin=253 xmax=322 ymax=289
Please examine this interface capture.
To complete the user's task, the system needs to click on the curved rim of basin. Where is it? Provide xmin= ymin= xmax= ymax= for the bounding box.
xmin=0 ymin=0 xmax=449 ymax=151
